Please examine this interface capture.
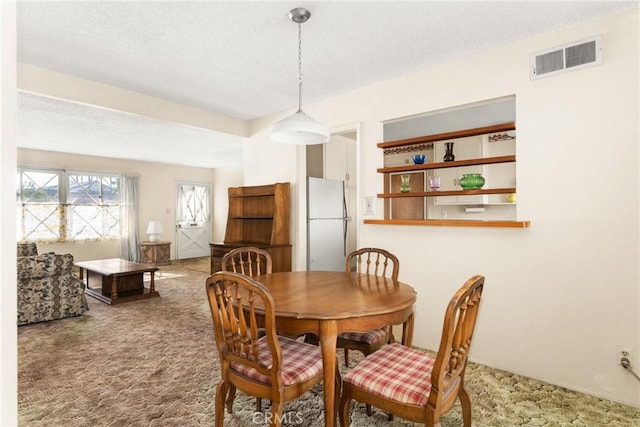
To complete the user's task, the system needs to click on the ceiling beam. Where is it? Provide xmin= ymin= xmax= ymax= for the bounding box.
xmin=17 ymin=62 xmax=249 ymax=138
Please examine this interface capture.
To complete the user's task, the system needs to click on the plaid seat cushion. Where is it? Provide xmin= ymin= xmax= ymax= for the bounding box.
xmin=231 ymin=336 xmax=323 ymax=386
xmin=343 ymin=343 xmax=435 ymax=406
xmin=338 ymin=328 xmax=387 ymax=344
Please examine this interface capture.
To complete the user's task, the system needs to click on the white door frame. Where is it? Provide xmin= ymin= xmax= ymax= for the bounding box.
xmin=300 ymin=123 xmax=360 ymax=270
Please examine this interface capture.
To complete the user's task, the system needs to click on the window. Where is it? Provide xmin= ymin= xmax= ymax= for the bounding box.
xmin=16 ymin=168 xmax=121 ymax=242
xmin=16 ymin=169 xmax=61 ymax=241
xmin=177 ymin=183 xmax=209 ymax=224
xmin=67 ymin=174 xmax=120 ymax=240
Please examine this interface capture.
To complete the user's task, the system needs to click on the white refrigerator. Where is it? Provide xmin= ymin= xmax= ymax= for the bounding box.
xmin=307 ymin=177 xmax=348 ymax=271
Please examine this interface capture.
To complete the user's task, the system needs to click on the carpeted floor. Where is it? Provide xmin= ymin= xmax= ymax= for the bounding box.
xmin=17 ymin=258 xmax=640 ymax=426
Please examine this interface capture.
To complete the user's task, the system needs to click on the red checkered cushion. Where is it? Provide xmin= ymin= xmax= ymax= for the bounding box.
xmin=231 ymin=336 xmax=323 ymax=386
xmin=338 ymin=328 xmax=387 ymax=344
xmin=343 ymin=343 xmax=436 ymax=406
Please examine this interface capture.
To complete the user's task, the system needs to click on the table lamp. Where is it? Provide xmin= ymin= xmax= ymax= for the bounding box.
xmin=145 ymin=221 xmax=163 ymax=242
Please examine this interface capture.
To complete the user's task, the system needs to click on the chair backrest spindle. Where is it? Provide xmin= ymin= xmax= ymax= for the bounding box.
xmin=207 ymin=272 xmax=280 ymax=375
xmin=346 ymin=247 xmax=399 ymax=280
xmin=429 ymin=275 xmax=484 ymax=411
xmin=338 ymin=274 xmax=485 ymax=426
xmin=222 ymin=247 xmax=273 ymax=278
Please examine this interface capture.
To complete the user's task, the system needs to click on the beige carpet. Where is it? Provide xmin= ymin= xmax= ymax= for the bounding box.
xmin=18 ymin=259 xmax=640 ymax=426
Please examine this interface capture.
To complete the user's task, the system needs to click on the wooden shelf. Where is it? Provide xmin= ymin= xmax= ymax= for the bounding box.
xmin=377 ymin=155 xmax=516 ymax=174
xmin=378 ymin=187 xmax=516 ymax=198
xmin=228 ymin=185 xmax=276 ymax=197
xmin=374 ymin=120 xmax=529 ymax=227
xmin=225 ymin=183 xmax=288 ymax=245
xmin=377 ymin=122 xmax=516 ymax=149
xmin=364 ymin=219 xmax=530 ymax=228
xmin=218 ymin=239 xmax=272 ymax=245
xmin=213 ymin=182 xmax=292 ymax=274
xmin=229 ymin=216 xmax=274 ymax=220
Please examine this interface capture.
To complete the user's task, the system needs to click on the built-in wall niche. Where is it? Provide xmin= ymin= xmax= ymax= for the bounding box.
xmin=367 ymin=95 xmax=530 ymax=228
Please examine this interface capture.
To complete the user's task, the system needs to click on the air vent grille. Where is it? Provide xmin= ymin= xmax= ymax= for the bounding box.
xmin=565 ymin=40 xmax=597 ymax=68
xmin=530 ymin=36 xmax=602 ymax=80
xmin=535 ymin=50 xmax=564 ymax=75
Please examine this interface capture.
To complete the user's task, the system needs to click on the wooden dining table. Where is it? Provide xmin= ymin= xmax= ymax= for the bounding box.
xmin=253 ymin=270 xmax=417 ymax=427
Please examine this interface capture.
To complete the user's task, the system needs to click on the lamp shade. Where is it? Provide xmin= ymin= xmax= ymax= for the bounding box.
xmin=269 ymin=111 xmax=330 ymax=145
xmin=145 ymin=221 xmax=163 ymax=242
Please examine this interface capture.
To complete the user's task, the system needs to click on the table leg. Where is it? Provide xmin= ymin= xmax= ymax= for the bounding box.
xmin=319 ymin=320 xmax=338 ymax=427
xmin=402 ymin=312 xmax=415 ymax=347
xmin=111 ymin=276 xmax=118 ymax=302
xmin=149 ymin=271 xmax=156 ymax=294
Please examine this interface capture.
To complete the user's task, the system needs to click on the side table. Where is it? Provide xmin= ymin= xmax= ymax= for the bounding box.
xmin=140 ymin=241 xmax=171 ymax=266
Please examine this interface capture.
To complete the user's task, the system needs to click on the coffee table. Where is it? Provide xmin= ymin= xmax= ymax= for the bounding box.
xmin=76 ymin=258 xmax=160 ymax=305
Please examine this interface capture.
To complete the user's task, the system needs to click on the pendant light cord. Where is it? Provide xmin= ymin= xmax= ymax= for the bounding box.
xmin=297 ymin=21 xmax=303 ymax=113
xmin=270 ymin=8 xmax=329 ymax=145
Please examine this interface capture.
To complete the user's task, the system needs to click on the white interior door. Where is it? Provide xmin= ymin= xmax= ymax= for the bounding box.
xmin=176 ymin=181 xmax=211 ymax=259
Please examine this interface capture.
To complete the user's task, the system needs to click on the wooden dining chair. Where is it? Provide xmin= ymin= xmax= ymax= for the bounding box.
xmin=224 ymin=247 xmax=304 ymax=344
xmin=339 ymin=275 xmax=485 ymax=427
xmin=221 ymin=246 xmax=272 ymax=277
xmin=220 ymin=246 xmax=273 ymax=412
xmin=206 ymin=271 xmax=340 ymax=427
xmin=338 ymin=247 xmax=400 ymax=367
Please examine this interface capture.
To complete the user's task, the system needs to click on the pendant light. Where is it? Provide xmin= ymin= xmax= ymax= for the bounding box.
xmin=269 ymin=8 xmax=330 ymax=145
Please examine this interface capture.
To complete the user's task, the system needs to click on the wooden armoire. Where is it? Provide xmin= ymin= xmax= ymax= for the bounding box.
xmin=209 ymin=182 xmax=292 ymax=273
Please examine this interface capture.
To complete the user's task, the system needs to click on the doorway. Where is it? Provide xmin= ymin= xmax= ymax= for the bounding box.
xmin=175 ymin=181 xmax=211 ymax=259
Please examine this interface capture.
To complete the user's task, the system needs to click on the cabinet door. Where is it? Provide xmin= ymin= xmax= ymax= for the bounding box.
xmin=433 ymin=137 xmax=487 ymax=205
xmin=140 ymin=245 xmax=153 ymax=264
xmin=433 ymin=163 xmax=458 ymax=204
xmin=485 ymin=137 xmax=517 ymax=204
xmin=325 ymin=135 xmax=356 ymax=186
xmin=389 ymin=172 xmax=425 ymax=219
xmin=326 ymin=135 xmax=357 ymax=255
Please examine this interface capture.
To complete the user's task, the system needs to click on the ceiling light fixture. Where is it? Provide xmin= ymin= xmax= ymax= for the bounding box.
xmin=269 ymin=7 xmax=329 ymax=145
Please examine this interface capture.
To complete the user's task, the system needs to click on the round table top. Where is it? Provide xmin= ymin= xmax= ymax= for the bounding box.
xmin=253 ymin=270 xmax=416 ymax=320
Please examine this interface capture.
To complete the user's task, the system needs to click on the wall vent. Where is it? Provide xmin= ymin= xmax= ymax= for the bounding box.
xmin=530 ymin=36 xmax=602 ymax=80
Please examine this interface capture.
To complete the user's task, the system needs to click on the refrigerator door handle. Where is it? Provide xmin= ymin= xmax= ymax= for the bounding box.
xmin=342 ymin=188 xmax=348 ymax=256
xmin=342 ymin=218 xmax=347 ymax=256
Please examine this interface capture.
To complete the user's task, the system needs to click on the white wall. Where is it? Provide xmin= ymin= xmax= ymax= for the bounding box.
xmin=1 ymin=2 xmax=18 ymax=425
xmin=211 ymin=167 xmax=244 ymax=243
xmin=17 ymin=148 xmax=237 ymax=262
xmin=248 ymin=9 xmax=640 ymax=407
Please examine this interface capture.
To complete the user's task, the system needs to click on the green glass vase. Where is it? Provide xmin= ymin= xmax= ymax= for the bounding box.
xmin=400 ymin=174 xmax=411 ymax=193
xmin=459 ymin=173 xmax=485 ymax=190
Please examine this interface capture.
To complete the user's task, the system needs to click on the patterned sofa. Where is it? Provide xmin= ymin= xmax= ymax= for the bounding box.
xmin=17 ymin=243 xmax=89 ymax=325
xmin=17 ymin=242 xmax=38 ymax=257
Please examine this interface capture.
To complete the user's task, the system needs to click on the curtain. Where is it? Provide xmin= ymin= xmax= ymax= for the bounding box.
xmin=119 ymin=173 xmax=140 ymax=262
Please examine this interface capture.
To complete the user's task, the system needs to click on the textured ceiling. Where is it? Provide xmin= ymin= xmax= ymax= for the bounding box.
xmin=18 ymin=92 xmax=244 ymax=168
xmin=16 ymin=1 xmax=636 ymax=168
